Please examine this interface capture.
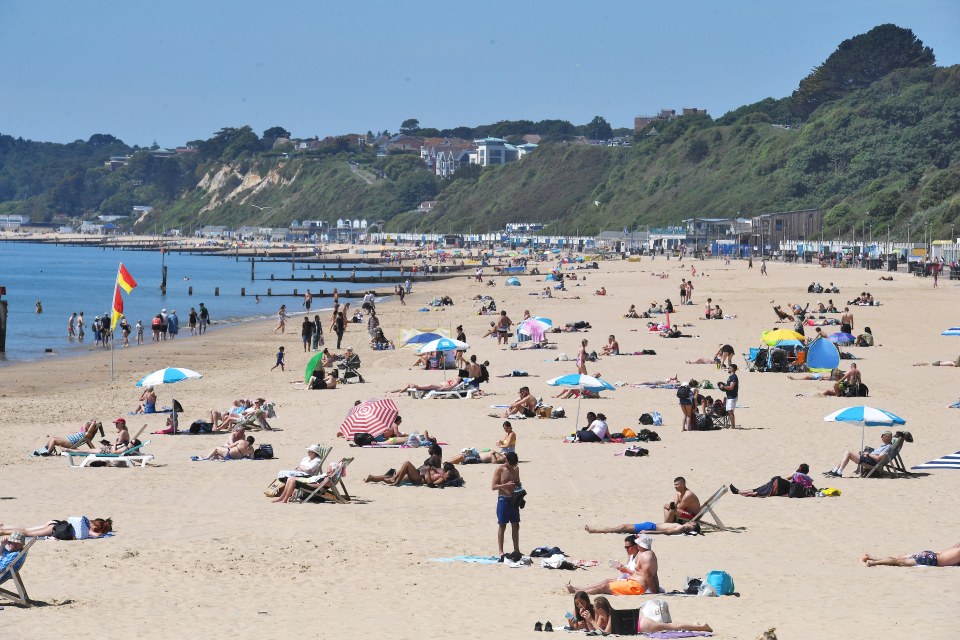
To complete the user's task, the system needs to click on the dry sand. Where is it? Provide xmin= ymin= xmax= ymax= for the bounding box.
xmin=1 ymin=254 xmax=957 ymax=639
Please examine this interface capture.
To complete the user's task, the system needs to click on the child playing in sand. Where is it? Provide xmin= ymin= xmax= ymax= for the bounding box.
xmin=271 ymin=346 xmax=286 ymax=371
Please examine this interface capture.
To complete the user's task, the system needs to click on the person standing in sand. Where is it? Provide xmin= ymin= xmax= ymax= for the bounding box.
xmin=496 ymin=310 xmax=512 ymax=345
xmin=841 ymin=307 xmax=854 ymax=335
xmin=576 ymin=339 xmax=589 ymax=375
xmin=717 ymin=364 xmax=739 ymax=429
xmin=664 ymin=477 xmax=701 ymax=523
xmin=492 ymin=451 xmax=522 ymax=562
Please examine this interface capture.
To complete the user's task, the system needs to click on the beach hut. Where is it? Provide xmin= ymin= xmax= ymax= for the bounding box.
xmin=807 ymin=337 xmax=840 ymax=372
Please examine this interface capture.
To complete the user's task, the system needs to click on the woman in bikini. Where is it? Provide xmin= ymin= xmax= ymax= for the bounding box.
xmin=576 ymin=339 xmax=589 ymax=374
xmin=201 ymin=436 xmax=256 ymax=461
xmin=0 ymin=517 xmax=113 ymax=539
xmin=38 ymin=420 xmax=103 ymax=456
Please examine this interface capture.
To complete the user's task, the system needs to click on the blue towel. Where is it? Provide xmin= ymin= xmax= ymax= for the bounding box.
xmin=429 ymin=555 xmax=500 ymax=564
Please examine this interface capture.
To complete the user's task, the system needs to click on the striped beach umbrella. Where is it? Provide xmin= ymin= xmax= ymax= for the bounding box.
xmin=340 ymin=398 xmax=399 ymax=439
xmin=417 ymin=337 xmax=468 ymax=354
xmin=824 ymin=405 xmax=905 ymax=454
xmin=136 ymin=367 xmax=202 ymax=387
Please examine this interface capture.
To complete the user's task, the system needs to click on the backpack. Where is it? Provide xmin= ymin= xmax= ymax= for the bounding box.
xmin=639 ymin=413 xmax=654 ymax=425
xmin=353 ymin=433 xmax=375 ymax=446
xmin=676 ymin=385 xmax=690 ymax=400
xmin=624 ymin=446 xmax=649 ymax=457
xmin=253 ymin=444 xmax=274 ymax=460
xmin=705 ymin=570 xmax=735 ymax=596
xmin=51 ymin=520 xmax=75 ymax=540
xmin=477 ymin=365 xmax=490 ymax=385
xmin=695 ymin=414 xmax=714 ymax=430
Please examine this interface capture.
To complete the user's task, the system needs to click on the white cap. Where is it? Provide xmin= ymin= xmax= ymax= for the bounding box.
xmin=637 ymin=535 xmax=653 ymax=549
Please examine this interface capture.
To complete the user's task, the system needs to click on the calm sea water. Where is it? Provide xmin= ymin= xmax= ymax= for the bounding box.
xmin=0 ymin=242 xmax=374 ymax=364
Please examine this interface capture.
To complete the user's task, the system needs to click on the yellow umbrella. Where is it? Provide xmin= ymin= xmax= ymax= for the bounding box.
xmin=761 ymin=329 xmax=804 ymax=345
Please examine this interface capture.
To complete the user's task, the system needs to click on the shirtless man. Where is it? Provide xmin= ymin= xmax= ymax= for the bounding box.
xmin=585 ymin=521 xmax=701 ymax=536
xmin=502 ymin=386 xmax=537 ymax=418
xmin=832 ymin=363 xmax=861 ymax=396
xmin=862 ymin=543 xmax=960 ymax=567
xmin=496 ymin=310 xmax=513 ymax=345
xmin=840 ymin=307 xmax=854 ymax=335
xmin=664 ymin=477 xmax=701 ymax=523
xmin=565 ymin=534 xmax=660 ymax=596
xmin=492 ymin=452 xmax=522 ymax=561
xmin=601 ymin=335 xmax=620 ymax=356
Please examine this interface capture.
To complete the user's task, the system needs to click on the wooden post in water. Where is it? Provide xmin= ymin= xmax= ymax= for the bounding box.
xmin=250 ymin=257 xmax=255 ymax=282
xmin=160 ymin=249 xmax=168 ymax=294
xmin=0 ymin=286 xmax=7 ymax=353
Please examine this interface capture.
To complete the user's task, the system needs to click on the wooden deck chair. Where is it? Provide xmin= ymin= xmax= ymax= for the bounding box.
xmin=0 ymin=537 xmax=36 ymax=607
xmin=863 ymin=437 xmax=911 ymax=478
xmin=688 ymin=485 xmax=728 ymax=531
xmin=609 ymin=607 xmax=640 ymax=635
xmin=65 ymin=441 xmax=154 ymax=468
xmin=298 ymin=457 xmax=354 ymax=504
xmin=233 ymin=407 xmax=272 ymax=431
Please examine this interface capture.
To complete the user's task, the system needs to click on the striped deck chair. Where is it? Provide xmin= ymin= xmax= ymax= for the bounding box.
xmin=0 ymin=537 xmax=36 ymax=607
xmin=688 ymin=485 xmax=728 ymax=531
xmin=297 ymin=457 xmax=354 ymax=504
xmin=862 ymin=437 xmax=912 ymax=478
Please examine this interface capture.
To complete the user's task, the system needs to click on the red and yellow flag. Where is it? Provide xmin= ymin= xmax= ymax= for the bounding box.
xmin=117 ymin=263 xmax=138 ymax=294
xmin=111 ymin=284 xmax=124 ymax=330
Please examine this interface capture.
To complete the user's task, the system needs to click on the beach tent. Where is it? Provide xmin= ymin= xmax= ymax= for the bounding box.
xmin=807 ymin=337 xmax=840 ymax=372
xmin=505 ymin=277 xmax=521 ymax=286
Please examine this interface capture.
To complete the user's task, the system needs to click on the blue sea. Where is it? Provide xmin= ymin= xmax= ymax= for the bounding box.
xmin=0 ymin=242 xmax=373 ymax=364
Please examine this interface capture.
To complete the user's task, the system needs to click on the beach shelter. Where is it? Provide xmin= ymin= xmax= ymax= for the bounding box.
xmin=912 ymin=450 xmax=960 ymax=471
xmin=547 ymin=373 xmax=615 ymax=426
xmin=824 ymin=405 xmax=905 ymax=456
xmin=505 ymin=277 xmax=521 ymax=286
xmin=761 ymin=329 xmax=804 ymax=345
xmin=340 ymin=398 xmax=399 ymax=439
xmin=806 ymin=338 xmax=840 ymax=372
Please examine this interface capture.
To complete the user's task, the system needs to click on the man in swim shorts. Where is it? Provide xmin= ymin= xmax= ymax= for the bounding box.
xmin=493 ymin=452 xmax=522 ymax=562
xmin=862 ymin=543 xmax=960 ymax=567
xmin=584 ymin=521 xmax=701 ymax=535
xmin=664 ymin=477 xmax=701 ymax=523
xmin=564 ymin=534 xmax=660 ymax=596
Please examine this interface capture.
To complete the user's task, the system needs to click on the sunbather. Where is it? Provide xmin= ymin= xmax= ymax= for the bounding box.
xmin=575 ymin=593 xmax=713 ymax=634
xmin=601 ymin=335 xmax=619 ymax=356
xmin=201 ymin=436 xmax=255 ymax=461
xmin=824 ymin=430 xmax=893 ymax=477
xmin=624 ymin=305 xmax=640 ymax=319
xmin=276 ymin=444 xmax=326 ymax=481
xmin=389 ymin=378 xmax=464 ymax=394
xmin=365 ymin=461 xmax=459 ymax=487
xmin=730 ymin=463 xmax=815 ymax=497
xmin=271 ymin=460 xmax=343 ymax=503
xmin=773 ymin=305 xmax=794 ymax=322
xmin=448 ymin=421 xmax=515 ymax=464
xmin=565 ymin=534 xmax=659 ymax=596
xmin=135 ymin=386 xmax=157 ymax=414
xmin=36 ymin=419 xmax=103 ymax=456
xmin=788 ymin=368 xmax=843 ymax=381
xmin=862 ymin=543 xmax=960 ymax=567
xmin=0 ymin=516 xmax=113 ymax=540
xmin=0 ymin=532 xmax=26 ymax=579
xmin=215 ymin=398 xmax=266 ymax=430
xmin=584 ymin=521 xmax=701 ymax=535
xmin=913 ymin=355 xmax=960 ymax=367
xmin=210 ymin=398 xmax=251 ymax=427
xmin=634 ymin=375 xmax=680 ymax=386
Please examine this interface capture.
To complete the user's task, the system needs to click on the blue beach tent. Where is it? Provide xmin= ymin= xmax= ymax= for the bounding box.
xmin=505 ymin=277 xmax=521 ymax=286
xmin=807 ymin=337 xmax=840 ymax=372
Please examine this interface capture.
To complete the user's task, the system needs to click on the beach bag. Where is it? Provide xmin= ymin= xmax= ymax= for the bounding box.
xmin=189 ymin=420 xmax=214 ymax=434
xmin=253 ymin=444 xmax=274 ymax=460
xmin=264 ymin=479 xmax=283 ymax=497
xmin=353 ymin=433 xmax=375 ymax=447
xmin=551 ymin=407 xmax=565 ymax=419
xmin=788 ymin=482 xmax=808 ymax=498
xmin=621 ymin=428 xmax=637 ymax=438
xmin=820 ymin=487 xmax=841 ymax=496
xmin=650 ymin=411 xmax=662 ymax=426
xmin=641 ymin=599 xmax=671 ymax=623
xmin=639 ymin=413 xmax=654 ymax=425
xmin=624 ymin=446 xmax=649 ymax=457
xmin=676 ymin=385 xmax=690 ymax=400
xmin=695 ymin=414 xmax=714 ymax=430
xmin=706 ymin=570 xmax=735 ymax=596
xmin=536 ymin=405 xmax=553 ymax=419
xmin=51 ymin=520 xmax=75 ymax=541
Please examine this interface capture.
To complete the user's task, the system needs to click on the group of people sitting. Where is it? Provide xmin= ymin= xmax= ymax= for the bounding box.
xmin=194 ymin=424 xmax=256 ymax=461
xmin=208 ymin=397 xmax=269 ymax=431
xmin=364 ymin=441 xmax=463 ymax=488
xmin=807 ymin=282 xmax=840 ymax=294
xmin=848 ymin=291 xmax=878 ymax=305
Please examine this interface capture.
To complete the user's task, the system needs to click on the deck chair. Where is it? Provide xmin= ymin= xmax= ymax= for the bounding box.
xmin=0 ymin=537 xmax=36 ymax=607
xmin=862 ymin=437 xmax=912 ymax=478
xmin=233 ymin=407 xmax=272 ymax=431
xmin=609 ymin=607 xmax=640 ymax=635
xmin=65 ymin=441 xmax=154 ymax=467
xmin=687 ymin=485 xmax=728 ymax=531
xmin=338 ymin=354 xmax=364 ymax=383
xmin=298 ymin=457 xmax=354 ymax=504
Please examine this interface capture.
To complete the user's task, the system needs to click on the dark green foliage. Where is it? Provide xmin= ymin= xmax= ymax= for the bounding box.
xmin=791 ymin=24 xmax=934 ymax=119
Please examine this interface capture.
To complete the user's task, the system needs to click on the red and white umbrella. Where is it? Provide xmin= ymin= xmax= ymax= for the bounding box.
xmin=340 ymin=398 xmax=399 ymax=439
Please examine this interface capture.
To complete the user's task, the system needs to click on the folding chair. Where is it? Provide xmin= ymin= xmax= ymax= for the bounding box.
xmin=688 ymin=485 xmax=728 ymax=531
xmin=0 ymin=537 xmax=36 ymax=607
xmin=298 ymin=457 xmax=354 ymax=504
xmin=863 ymin=437 xmax=912 ymax=478
xmin=609 ymin=607 xmax=640 ymax=635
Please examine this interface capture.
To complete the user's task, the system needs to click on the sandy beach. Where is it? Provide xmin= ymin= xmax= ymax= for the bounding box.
xmin=1 ymin=252 xmax=957 ymax=640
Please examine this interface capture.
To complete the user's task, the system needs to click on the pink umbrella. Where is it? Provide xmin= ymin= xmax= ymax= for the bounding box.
xmin=518 ymin=317 xmax=550 ymax=342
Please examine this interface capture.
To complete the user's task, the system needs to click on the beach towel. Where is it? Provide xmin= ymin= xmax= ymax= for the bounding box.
xmin=643 ymin=633 xmax=712 ymax=638
xmin=429 ymin=555 xmax=501 ymax=564
xmin=632 ymin=383 xmax=681 ymax=390
xmin=912 ymin=451 xmax=960 ymax=470
xmin=949 ymin=399 xmax=960 ymax=409
xmin=129 ymin=407 xmax=173 ymax=415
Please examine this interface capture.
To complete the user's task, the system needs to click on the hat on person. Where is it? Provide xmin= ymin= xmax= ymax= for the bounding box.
xmin=637 ymin=535 xmax=653 ymax=550
xmin=307 ymin=444 xmax=324 ymax=456
xmin=162 ymin=308 xmax=167 ymax=313
xmin=882 ymin=430 xmax=893 ymax=437
xmin=113 ymin=417 xmax=126 ymax=425
xmin=8 ymin=531 xmax=25 ymax=545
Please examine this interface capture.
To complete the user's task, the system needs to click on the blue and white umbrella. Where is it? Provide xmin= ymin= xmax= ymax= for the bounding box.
xmin=828 ymin=332 xmax=856 ymax=345
xmin=824 ymin=405 xmax=905 ymax=453
xmin=547 ymin=374 xmax=615 ymax=425
xmin=136 ymin=367 xmax=203 ymax=387
xmin=401 ymin=331 xmax=446 ymax=348
xmin=417 ymin=337 xmax=469 ymax=354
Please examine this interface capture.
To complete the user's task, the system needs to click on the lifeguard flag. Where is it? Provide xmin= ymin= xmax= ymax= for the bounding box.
xmin=111 ymin=284 xmax=124 ymax=330
xmin=117 ymin=263 xmax=137 ymax=294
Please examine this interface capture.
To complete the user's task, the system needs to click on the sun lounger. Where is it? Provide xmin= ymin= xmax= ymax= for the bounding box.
xmin=687 ymin=485 xmax=728 ymax=531
xmin=0 ymin=537 xmax=36 ymax=607
xmin=297 ymin=457 xmax=354 ymax=503
xmin=424 ymin=386 xmax=476 ymax=400
xmin=65 ymin=441 xmax=154 ymax=468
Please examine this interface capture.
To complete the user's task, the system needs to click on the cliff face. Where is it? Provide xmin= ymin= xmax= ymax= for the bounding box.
xmin=196 ymin=163 xmax=300 ymax=214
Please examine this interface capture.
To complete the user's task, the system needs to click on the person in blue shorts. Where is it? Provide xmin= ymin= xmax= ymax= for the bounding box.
xmin=493 ymin=451 xmax=522 ymax=561
xmin=584 ymin=521 xmax=701 ymax=535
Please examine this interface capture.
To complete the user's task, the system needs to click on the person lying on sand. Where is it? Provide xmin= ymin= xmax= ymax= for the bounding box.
xmin=913 ymin=356 xmax=960 ymax=367
xmin=729 ymin=463 xmax=815 ymax=497
xmin=1 ymin=516 xmax=112 ymax=539
xmin=389 ymin=378 xmax=464 ymax=394
xmin=634 ymin=375 xmax=680 ymax=386
xmin=862 ymin=543 xmax=960 ymax=567
xmin=199 ymin=436 xmax=255 ymax=461
xmin=788 ymin=368 xmax=843 ymax=381
xmin=365 ymin=460 xmax=459 ymax=488
xmin=569 ymin=592 xmax=712 ymax=635
xmin=584 ymin=521 xmax=700 ymax=535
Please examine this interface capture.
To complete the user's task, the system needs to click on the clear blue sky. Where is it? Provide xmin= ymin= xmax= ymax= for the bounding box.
xmin=1 ymin=0 xmax=957 ymax=147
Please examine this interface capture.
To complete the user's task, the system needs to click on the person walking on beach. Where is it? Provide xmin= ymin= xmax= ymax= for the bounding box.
xmin=67 ymin=312 xmax=77 ymax=338
xmin=304 ymin=289 xmax=313 ymax=312
xmin=397 ymin=284 xmax=406 ymax=306
xmin=274 ymin=305 xmax=289 ymax=333
xmin=576 ymin=339 xmax=589 ymax=375
xmin=496 ymin=310 xmax=512 ymax=346
xmin=167 ymin=310 xmax=179 ymax=339
xmin=135 ymin=320 xmax=144 ymax=345
xmin=311 ymin=314 xmax=323 ymax=350
xmin=405 ymin=278 xmax=412 ymax=294
xmin=188 ymin=307 xmax=198 ymax=336
xmin=333 ymin=307 xmax=346 ymax=349
xmin=760 ymin=257 xmax=767 ymax=275
xmin=271 ymin=346 xmax=286 ymax=371
xmin=301 ymin=316 xmax=314 ymax=352
xmin=198 ymin=303 xmax=209 ymax=335
xmin=493 ymin=451 xmax=522 ymax=562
